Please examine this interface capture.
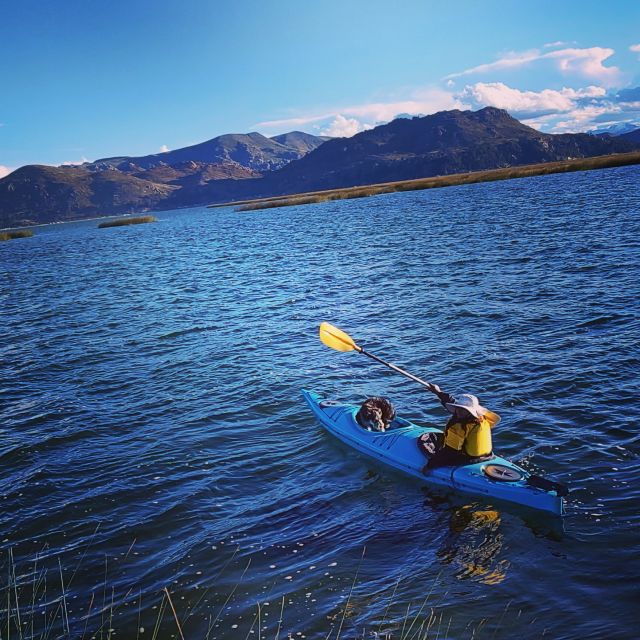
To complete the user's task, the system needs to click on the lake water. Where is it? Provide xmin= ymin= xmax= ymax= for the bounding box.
xmin=1 ymin=165 xmax=639 ymax=639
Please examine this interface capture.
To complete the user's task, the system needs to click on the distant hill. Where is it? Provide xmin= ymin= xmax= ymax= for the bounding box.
xmin=89 ymin=131 xmax=328 ymax=173
xmin=256 ymin=107 xmax=639 ymax=194
xmin=588 ymin=122 xmax=639 ymax=137
xmin=0 ymin=165 xmax=177 ymax=226
xmin=1 ymin=109 xmax=639 ymax=227
xmin=270 ymin=131 xmax=332 ymax=154
xmin=0 ymin=132 xmax=328 ymax=227
xmin=619 ymin=128 xmax=640 ymax=144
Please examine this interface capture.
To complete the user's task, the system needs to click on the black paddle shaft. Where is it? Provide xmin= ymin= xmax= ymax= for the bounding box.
xmin=359 ymin=348 xmax=437 ymax=394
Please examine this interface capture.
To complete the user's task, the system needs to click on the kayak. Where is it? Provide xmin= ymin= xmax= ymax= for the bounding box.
xmin=302 ymin=389 xmax=565 ymax=516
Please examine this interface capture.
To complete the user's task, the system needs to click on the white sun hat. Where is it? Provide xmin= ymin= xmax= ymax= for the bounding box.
xmin=446 ymin=394 xmax=501 ymax=425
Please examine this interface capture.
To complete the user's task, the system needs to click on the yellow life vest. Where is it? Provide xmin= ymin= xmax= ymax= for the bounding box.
xmin=444 ymin=416 xmax=494 ymax=457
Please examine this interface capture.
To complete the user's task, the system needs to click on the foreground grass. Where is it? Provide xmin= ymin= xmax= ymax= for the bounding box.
xmin=0 ymin=229 xmax=34 ymax=241
xmin=0 ymin=544 xmax=519 ymax=640
xmin=210 ymin=151 xmax=640 ymax=212
xmin=98 ymin=215 xmax=158 ymax=229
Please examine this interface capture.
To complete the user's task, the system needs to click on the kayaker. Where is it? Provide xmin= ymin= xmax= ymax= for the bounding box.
xmin=419 ymin=384 xmax=500 ymax=471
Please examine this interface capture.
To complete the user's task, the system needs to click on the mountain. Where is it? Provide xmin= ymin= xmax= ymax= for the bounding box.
xmin=0 ymin=131 xmax=328 ymax=227
xmin=589 ymin=123 xmax=640 ymax=137
xmin=619 ymin=128 xmax=640 ymax=144
xmin=2 ymin=109 xmax=639 ymax=227
xmin=0 ymin=165 xmax=177 ymax=226
xmin=270 ymin=131 xmax=331 ymax=154
xmin=255 ymin=107 xmax=639 ymax=194
xmin=89 ymin=131 xmax=328 ymax=173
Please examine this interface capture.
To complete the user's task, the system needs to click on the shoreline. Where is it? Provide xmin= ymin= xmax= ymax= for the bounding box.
xmin=3 ymin=152 xmax=639 ymax=230
xmin=0 ymin=210 xmax=155 ymax=233
xmin=208 ymin=151 xmax=640 ymax=212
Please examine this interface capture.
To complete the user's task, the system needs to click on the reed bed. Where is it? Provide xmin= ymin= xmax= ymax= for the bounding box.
xmin=0 ymin=544 xmax=523 ymax=640
xmin=225 ymin=151 xmax=640 ymax=212
xmin=98 ymin=216 xmax=158 ymax=229
xmin=0 ymin=229 xmax=34 ymax=241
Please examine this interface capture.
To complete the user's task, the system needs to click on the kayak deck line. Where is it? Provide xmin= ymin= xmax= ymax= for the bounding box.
xmin=302 ymin=389 xmax=565 ymax=516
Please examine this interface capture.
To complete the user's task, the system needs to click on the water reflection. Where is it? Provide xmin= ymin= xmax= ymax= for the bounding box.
xmin=421 ymin=492 xmax=565 ymax=586
xmin=435 ymin=503 xmax=508 ymax=585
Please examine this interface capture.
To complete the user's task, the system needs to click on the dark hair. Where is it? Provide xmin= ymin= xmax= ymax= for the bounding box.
xmin=447 ymin=410 xmax=478 ymax=427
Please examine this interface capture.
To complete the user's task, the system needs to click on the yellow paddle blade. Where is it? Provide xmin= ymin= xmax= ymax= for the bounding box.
xmin=319 ymin=322 xmax=360 ymax=352
xmin=484 ymin=409 xmax=501 ymax=426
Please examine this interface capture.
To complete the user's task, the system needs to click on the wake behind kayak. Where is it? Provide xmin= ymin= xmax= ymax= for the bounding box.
xmin=302 ymin=389 xmax=565 ymax=516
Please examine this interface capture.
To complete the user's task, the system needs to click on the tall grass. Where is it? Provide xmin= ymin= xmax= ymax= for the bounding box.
xmin=98 ymin=216 xmax=158 ymax=229
xmin=0 ymin=545 xmax=519 ymax=639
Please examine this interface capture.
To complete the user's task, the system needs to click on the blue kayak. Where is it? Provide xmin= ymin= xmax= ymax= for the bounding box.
xmin=302 ymin=389 xmax=565 ymax=516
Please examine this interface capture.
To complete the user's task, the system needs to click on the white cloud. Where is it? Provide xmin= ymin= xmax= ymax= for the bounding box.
xmin=256 ymin=113 xmax=333 ymax=129
xmin=0 ymin=165 xmax=15 ymax=179
xmin=517 ymin=113 xmax=558 ymax=131
xmin=545 ymin=47 xmax=622 ymax=87
xmin=461 ymin=82 xmax=606 ymax=117
xmin=61 ymin=156 xmax=90 ymax=166
xmin=254 ymin=41 xmax=637 ymax=140
xmin=446 ymin=49 xmax=542 ymax=79
xmin=458 ymin=79 xmax=640 ymax=133
xmin=320 ymin=115 xmax=370 ymax=138
xmin=255 ymin=88 xmax=462 ymax=137
xmin=447 ymin=46 xmax=624 ymax=87
xmin=344 ymin=89 xmax=461 ymax=122
xmin=550 ymin=104 xmax=619 ymax=132
xmin=544 ymin=41 xmax=573 ymax=48
xmin=159 ymin=144 xmax=169 ymax=153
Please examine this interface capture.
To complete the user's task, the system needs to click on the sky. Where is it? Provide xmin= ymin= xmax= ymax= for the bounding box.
xmin=1 ymin=0 xmax=639 ymax=177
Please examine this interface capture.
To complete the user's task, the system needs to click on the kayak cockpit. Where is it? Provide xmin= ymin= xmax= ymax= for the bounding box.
xmin=319 ymin=399 xmax=418 ymax=433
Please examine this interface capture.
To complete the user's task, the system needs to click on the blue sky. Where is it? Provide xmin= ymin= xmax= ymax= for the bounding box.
xmin=1 ymin=0 xmax=639 ymax=176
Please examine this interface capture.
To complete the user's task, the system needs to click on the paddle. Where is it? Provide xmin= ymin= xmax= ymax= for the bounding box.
xmin=319 ymin=322 xmax=502 ymax=425
xmin=316 ymin=323 xmax=571 ymax=496
xmin=318 ymin=322 xmax=440 ymax=394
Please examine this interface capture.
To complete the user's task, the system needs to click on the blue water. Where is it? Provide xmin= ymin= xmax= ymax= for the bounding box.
xmin=1 ymin=165 xmax=639 ymax=639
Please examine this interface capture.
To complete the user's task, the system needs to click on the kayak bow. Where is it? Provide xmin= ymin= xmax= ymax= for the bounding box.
xmin=302 ymin=389 xmax=565 ymax=516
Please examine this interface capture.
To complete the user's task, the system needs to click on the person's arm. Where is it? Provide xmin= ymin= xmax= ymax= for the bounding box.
xmin=426 ymin=383 xmax=455 ymax=412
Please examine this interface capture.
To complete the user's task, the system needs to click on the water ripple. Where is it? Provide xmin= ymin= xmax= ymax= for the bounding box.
xmin=0 ymin=165 xmax=638 ymax=638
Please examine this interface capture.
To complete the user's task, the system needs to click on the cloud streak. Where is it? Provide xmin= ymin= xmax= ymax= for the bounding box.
xmin=446 ymin=50 xmax=542 ymax=79
xmin=61 ymin=157 xmax=91 ymax=166
xmin=544 ymin=41 xmax=574 ymax=48
xmin=0 ymin=165 xmax=15 ymax=179
xmin=447 ymin=46 xmax=623 ymax=87
xmin=255 ymin=88 xmax=462 ymax=136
